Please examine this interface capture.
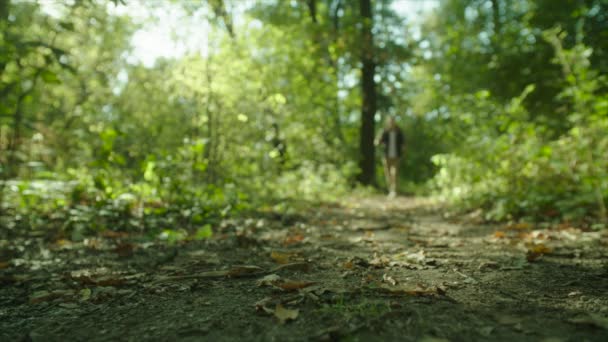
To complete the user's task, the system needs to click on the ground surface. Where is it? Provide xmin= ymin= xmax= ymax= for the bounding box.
xmin=1 ymin=196 xmax=608 ymax=341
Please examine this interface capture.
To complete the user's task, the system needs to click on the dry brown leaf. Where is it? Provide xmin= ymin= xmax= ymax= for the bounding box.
xmin=526 ymin=243 xmax=552 ymax=262
xmin=102 ymin=230 xmax=130 ymax=239
xmin=528 ymin=244 xmax=552 ymax=254
xmin=274 ymin=304 xmax=299 ymax=324
xmin=494 ymin=231 xmax=506 ymax=238
xmin=283 ymin=234 xmax=304 ymax=246
xmin=0 ymin=261 xmax=10 ymax=270
xmin=275 ymin=280 xmax=315 ymax=291
xmin=518 ymin=232 xmax=532 ymax=239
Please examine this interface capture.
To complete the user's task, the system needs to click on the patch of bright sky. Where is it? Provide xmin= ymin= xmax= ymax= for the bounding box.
xmin=107 ymin=1 xmax=214 ymax=67
xmin=118 ymin=0 xmax=438 ymax=67
xmin=42 ymin=0 xmax=438 ymax=67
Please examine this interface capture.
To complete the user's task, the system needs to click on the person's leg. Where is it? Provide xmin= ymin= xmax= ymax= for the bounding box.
xmin=392 ymin=159 xmax=399 ymax=195
xmin=383 ymin=157 xmax=391 ymax=193
xmin=387 ymin=158 xmax=398 ymax=196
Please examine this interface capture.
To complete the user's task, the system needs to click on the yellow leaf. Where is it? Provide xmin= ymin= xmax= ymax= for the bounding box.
xmin=270 ymin=251 xmax=293 ymax=264
xmin=494 ymin=231 xmax=506 ymax=238
xmin=274 ymin=304 xmax=298 ymax=324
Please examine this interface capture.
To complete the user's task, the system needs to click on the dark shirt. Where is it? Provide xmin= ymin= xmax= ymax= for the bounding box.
xmin=380 ymin=128 xmax=405 ymax=158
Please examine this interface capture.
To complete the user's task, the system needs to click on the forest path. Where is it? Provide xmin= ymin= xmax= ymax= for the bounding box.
xmin=1 ymin=196 xmax=608 ymax=341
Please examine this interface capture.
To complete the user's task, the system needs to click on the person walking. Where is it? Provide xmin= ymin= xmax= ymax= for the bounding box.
xmin=375 ymin=116 xmax=405 ymax=197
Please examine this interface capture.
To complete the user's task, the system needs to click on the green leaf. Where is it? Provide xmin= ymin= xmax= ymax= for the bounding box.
xmin=59 ymin=21 xmax=75 ymax=31
xmin=194 ymin=224 xmax=213 ymax=240
xmin=40 ymin=69 xmax=60 ymax=84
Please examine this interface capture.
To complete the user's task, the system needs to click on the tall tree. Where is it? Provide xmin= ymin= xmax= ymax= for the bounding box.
xmin=357 ymin=0 xmax=376 ymax=185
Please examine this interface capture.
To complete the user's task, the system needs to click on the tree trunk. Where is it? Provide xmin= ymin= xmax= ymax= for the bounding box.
xmin=0 ymin=0 xmax=10 ymax=76
xmin=0 ymin=0 xmax=8 ymax=22
xmin=490 ymin=0 xmax=501 ymax=35
xmin=357 ymin=0 xmax=376 ymax=185
xmin=305 ymin=0 xmax=317 ymax=23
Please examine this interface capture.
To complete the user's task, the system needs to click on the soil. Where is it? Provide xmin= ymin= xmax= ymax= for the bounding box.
xmin=1 ymin=196 xmax=607 ymax=341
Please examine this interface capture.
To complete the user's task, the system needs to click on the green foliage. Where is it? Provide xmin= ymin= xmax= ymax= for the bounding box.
xmin=431 ymin=30 xmax=607 ymax=223
xmin=1 ymin=0 xmax=607 ymax=236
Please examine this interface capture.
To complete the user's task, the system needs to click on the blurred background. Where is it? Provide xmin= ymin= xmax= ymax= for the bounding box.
xmin=1 ymin=0 xmax=607 ymax=236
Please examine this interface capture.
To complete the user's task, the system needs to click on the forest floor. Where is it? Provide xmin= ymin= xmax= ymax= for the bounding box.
xmin=1 ymin=195 xmax=608 ymax=341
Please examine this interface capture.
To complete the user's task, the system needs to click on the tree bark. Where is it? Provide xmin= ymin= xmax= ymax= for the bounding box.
xmin=490 ymin=0 xmax=501 ymax=35
xmin=305 ymin=0 xmax=317 ymax=23
xmin=210 ymin=0 xmax=234 ymax=38
xmin=357 ymin=0 xmax=376 ymax=185
xmin=0 ymin=0 xmax=9 ymax=22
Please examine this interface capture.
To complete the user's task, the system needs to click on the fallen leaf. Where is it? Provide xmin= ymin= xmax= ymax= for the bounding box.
xmin=256 ymin=274 xmax=315 ymax=291
xmin=227 ymin=265 xmax=265 ymax=277
xmin=54 ymin=239 xmax=73 ymax=249
xmin=526 ymin=243 xmax=552 ymax=262
xmin=369 ymin=253 xmax=390 ymax=268
xmin=257 ymin=274 xmax=282 ymax=287
xmin=275 ymin=280 xmax=315 ymax=291
xmin=528 ymin=244 xmax=552 ymax=254
xmin=102 ymin=230 xmax=130 ymax=239
xmin=274 ymin=304 xmax=299 ymax=324
xmin=270 ymin=251 xmax=293 ymax=264
xmin=254 ymin=297 xmax=273 ymax=312
xmin=494 ymin=231 xmax=506 ymax=238
xmin=283 ymin=234 xmax=304 ymax=246
xmin=80 ymin=288 xmax=92 ymax=301
xmin=0 ymin=261 xmax=10 ymax=269
xmin=382 ymin=273 xmax=397 ymax=286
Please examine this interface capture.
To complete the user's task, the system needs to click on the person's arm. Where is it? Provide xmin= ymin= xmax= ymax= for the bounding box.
xmin=374 ymin=130 xmax=381 ymax=146
xmin=374 ymin=130 xmax=384 ymax=146
xmin=399 ymin=130 xmax=406 ymax=155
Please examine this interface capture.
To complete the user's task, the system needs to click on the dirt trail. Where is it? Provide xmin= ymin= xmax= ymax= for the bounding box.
xmin=1 ymin=196 xmax=607 ymax=341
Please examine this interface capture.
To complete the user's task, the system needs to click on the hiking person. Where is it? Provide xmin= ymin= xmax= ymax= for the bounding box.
xmin=375 ymin=116 xmax=405 ymax=197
